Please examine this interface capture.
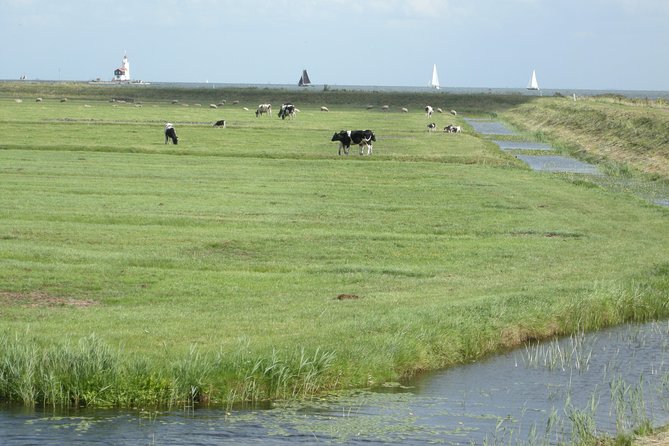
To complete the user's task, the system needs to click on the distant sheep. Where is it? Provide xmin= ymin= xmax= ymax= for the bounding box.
xmin=450 ymin=109 xmax=457 ymax=116
xmin=320 ymin=106 xmax=329 ymax=112
xmin=401 ymin=107 xmax=409 ymax=113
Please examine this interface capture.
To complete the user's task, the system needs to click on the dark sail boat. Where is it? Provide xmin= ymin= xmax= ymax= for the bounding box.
xmin=298 ymin=69 xmax=311 ymax=87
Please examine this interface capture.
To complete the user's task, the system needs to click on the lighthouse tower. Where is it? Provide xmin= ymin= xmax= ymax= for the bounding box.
xmin=113 ymin=53 xmax=130 ymax=82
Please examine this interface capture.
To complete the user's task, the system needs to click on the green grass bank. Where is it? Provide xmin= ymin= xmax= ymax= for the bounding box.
xmin=502 ymin=95 xmax=669 ymax=179
xmin=0 ymin=83 xmax=668 ymax=409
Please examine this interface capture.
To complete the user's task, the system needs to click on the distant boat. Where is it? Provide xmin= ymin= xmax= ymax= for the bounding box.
xmin=429 ymin=64 xmax=440 ymax=89
xmin=527 ymin=69 xmax=540 ymax=90
xmin=298 ymin=69 xmax=311 ymax=87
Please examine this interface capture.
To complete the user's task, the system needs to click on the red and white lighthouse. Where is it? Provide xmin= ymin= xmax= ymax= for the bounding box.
xmin=113 ymin=53 xmax=130 ymax=81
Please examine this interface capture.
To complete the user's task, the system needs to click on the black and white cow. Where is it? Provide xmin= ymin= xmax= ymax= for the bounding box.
xmin=444 ymin=124 xmax=462 ymax=133
xmin=278 ymin=103 xmax=296 ymax=120
xmin=213 ymin=119 xmax=226 ymax=127
xmin=425 ymin=105 xmax=434 ymax=117
xmin=331 ymin=130 xmax=376 ymax=156
xmin=255 ymin=103 xmax=272 ymax=117
xmin=164 ymin=123 xmax=178 ymax=144
xmin=427 ymin=123 xmax=437 ymax=132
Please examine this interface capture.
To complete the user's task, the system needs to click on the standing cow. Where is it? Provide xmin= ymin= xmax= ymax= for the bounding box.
xmin=278 ymin=103 xmax=296 ymax=120
xmin=164 ymin=123 xmax=178 ymax=144
xmin=331 ymin=129 xmax=376 ymax=156
xmin=425 ymin=105 xmax=434 ymax=117
xmin=255 ymin=104 xmax=272 ymax=117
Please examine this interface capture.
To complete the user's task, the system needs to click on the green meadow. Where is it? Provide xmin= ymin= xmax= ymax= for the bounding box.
xmin=0 ymin=84 xmax=667 ymax=408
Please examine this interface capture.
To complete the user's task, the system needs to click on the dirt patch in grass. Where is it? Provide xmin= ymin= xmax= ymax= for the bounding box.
xmin=0 ymin=291 xmax=96 ymax=308
xmin=336 ymin=294 xmax=360 ymax=300
xmin=634 ymin=430 xmax=669 ymax=445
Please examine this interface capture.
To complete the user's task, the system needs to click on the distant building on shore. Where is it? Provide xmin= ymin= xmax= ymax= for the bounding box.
xmin=113 ymin=54 xmax=130 ymax=82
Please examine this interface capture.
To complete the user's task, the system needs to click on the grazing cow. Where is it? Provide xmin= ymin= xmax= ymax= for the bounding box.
xmin=427 ymin=123 xmax=436 ymax=132
xmin=331 ymin=129 xmax=376 ymax=156
xmin=278 ymin=103 xmax=296 ymax=120
xmin=255 ymin=103 xmax=272 ymax=117
xmin=213 ymin=119 xmax=226 ymax=127
xmin=444 ymin=124 xmax=461 ymax=133
xmin=425 ymin=105 xmax=434 ymax=117
xmin=164 ymin=123 xmax=178 ymax=144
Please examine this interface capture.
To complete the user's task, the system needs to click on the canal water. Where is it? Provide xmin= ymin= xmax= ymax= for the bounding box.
xmin=465 ymin=118 xmax=669 ymax=207
xmin=1 ymin=320 xmax=668 ymax=445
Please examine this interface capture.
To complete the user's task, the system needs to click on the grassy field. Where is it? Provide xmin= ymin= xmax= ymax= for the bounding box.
xmin=0 ymin=84 xmax=668 ymax=408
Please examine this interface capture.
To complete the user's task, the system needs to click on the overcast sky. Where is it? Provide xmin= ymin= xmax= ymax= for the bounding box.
xmin=1 ymin=0 xmax=667 ymax=91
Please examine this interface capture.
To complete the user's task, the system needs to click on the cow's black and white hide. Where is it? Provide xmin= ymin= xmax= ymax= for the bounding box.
xmin=427 ymin=123 xmax=437 ymax=132
xmin=444 ymin=124 xmax=461 ymax=133
xmin=164 ymin=123 xmax=178 ymax=144
xmin=425 ymin=105 xmax=434 ymax=117
xmin=213 ymin=120 xmax=226 ymax=127
xmin=278 ymin=103 xmax=296 ymax=120
xmin=255 ymin=104 xmax=272 ymax=117
xmin=331 ymin=130 xmax=376 ymax=156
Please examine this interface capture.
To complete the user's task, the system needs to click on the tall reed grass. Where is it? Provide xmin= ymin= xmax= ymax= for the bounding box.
xmin=0 ymin=332 xmax=337 ymax=408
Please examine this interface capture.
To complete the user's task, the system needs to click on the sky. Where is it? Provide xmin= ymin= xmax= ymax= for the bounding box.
xmin=1 ymin=0 xmax=668 ymax=91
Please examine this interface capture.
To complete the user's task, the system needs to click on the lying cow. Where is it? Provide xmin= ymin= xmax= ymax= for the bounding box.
xmin=164 ymin=123 xmax=178 ymax=144
xmin=331 ymin=129 xmax=376 ymax=156
xmin=444 ymin=124 xmax=461 ymax=133
xmin=278 ymin=103 xmax=296 ymax=120
xmin=255 ymin=103 xmax=271 ymax=117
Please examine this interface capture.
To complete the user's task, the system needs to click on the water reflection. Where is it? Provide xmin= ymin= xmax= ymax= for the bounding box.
xmin=1 ymin=321 xmax=668 ymax=445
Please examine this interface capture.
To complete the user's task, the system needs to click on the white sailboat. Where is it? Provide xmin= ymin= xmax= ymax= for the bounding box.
xmin=527 ymin=69 xmax=540 ymax=90
xmin=429 ymin=64 xmax=440 ymax=89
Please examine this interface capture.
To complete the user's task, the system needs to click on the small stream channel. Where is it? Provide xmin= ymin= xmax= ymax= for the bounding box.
xmin=465 ymin=118 xmax=669 ymax=207
xmin=1 ymin=320 xmax=668 ymax=445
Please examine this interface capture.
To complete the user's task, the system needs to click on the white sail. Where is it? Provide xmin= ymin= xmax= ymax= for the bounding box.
xmin=527 ymin=69 xmax=539 ymax=90
xmin=429 ymin=64 xmax=440 ymax=89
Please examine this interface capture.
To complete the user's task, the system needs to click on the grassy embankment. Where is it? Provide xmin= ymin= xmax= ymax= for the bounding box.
xmin=0 ymin=83 xmax=667 ymax=409
xmin=502 ymin=95 xmax=669 ymax=194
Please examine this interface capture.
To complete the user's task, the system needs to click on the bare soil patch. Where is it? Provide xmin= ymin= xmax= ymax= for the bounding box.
xmin=0 ymin=291 xmax=96 ymax=308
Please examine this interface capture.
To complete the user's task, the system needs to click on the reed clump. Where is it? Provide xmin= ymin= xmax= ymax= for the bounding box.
xmin=0 ymin=333 xmax=337 ymax=408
